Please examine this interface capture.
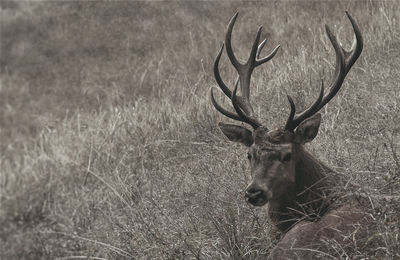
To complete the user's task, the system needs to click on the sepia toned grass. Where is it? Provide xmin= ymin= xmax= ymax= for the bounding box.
xmin=1 ymin=1 xmax=399 ymax=259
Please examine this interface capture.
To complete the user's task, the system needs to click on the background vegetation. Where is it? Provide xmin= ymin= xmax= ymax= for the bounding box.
xmin=1 ymin=0 xmax=399 ymax=259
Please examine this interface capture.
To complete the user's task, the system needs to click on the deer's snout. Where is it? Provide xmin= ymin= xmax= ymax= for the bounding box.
xmin=245 ymin=186 xmax=268 ymax=206
xmin=245 ymin=188 xmax=263 ymax=198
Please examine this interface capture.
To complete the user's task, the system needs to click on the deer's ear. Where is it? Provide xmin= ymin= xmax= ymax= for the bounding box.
xmin=294 ymin=113 xmax=321 ymax=144
xmin=218 ymin=123 xmax=253 ymax=147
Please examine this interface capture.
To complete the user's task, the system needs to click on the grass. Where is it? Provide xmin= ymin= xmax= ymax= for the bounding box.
xmin=1 ymin=0 xmax=399 ymax=259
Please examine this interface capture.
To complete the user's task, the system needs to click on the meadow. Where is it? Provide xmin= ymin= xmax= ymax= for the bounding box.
xmin=1 ymin=1 xmax=399 ymax=259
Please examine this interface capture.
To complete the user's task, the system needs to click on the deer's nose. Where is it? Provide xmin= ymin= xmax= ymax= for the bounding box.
xmin=245 ymin=188 xmax=264 ymax=199
xmin=245 ymin=186 xmax=268 ymax=206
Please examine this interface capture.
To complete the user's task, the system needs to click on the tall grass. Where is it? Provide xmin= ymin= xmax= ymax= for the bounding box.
xmin=1 ymin=1 xmax=399 ymax=259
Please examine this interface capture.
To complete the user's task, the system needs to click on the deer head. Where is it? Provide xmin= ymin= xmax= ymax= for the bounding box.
xmin=211 ymin=12 xmax=363 ymax=209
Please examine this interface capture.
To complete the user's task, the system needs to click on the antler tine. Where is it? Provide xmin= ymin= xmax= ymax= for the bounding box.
xmin=285 ymin=95 xmax=296 ymax=130
xmin=344 ymin=11 xmax=363 ymax=70
xmin=210 ymin=87 xmax=242 ymax=122
xmin=285 ymin=81 xmax=325 ymax=130
xmin=285 ymin=12 xmax=363 ymax=132
xmin=225 ymin=12 xmax=242 ymax=72
xmin=257 ymin=36 xmax=268 ymax=59
xmin=214 ymin=44 xmax=232 ymax=98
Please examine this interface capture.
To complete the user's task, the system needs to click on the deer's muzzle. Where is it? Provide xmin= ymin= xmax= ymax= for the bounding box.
xmin=245 ymin=187 xmax=268 ymax=206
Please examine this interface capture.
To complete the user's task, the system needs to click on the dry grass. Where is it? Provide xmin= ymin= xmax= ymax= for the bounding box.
xmin=1 ymin=1 xmax=399 ymax=259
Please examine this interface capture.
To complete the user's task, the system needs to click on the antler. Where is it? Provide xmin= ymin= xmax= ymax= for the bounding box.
xmin=285 ymin=11 xmax=363 ymax=131
xmin=211 ymin=12 xmax=280 ymax=129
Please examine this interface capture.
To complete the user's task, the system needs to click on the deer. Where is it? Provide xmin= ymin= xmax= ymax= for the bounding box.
xmin=210 ymin=12 xmax=365 ymax=259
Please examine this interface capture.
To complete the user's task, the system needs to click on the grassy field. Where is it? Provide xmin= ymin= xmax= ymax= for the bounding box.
xmin=1 ymin=1 xmax=400 ymax=259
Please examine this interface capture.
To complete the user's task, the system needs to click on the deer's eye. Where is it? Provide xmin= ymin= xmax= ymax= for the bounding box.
xmin=281 ymin=152 xmax=292 ymax=162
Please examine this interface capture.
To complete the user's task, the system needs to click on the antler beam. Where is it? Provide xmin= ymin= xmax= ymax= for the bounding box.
xmin=211 ymin=12 xmax=280 ymax=130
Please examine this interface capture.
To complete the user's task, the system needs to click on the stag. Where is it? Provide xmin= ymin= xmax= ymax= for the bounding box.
xmin=211 ymin=12 xmax=364 ymax=258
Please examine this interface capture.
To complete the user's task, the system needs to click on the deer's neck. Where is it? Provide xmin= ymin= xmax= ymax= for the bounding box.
xmin=269 ymin=147 xmax=334 ymax=232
